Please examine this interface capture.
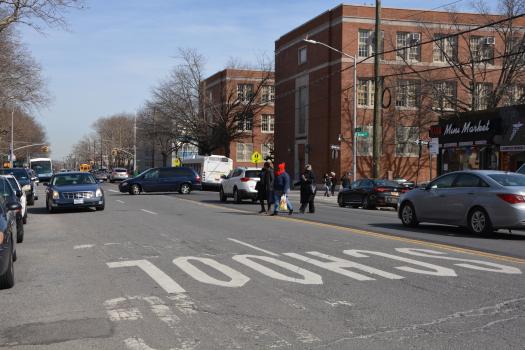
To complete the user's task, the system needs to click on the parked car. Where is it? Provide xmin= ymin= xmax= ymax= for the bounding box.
xmin=393 ymin=177 xmax=416 ymax=189
xmin=0 ymin=178 xmax=21 ymax=289
xmin=109 ymin=168 xmax=129 ymax=182
xmin=219 ymin=167 xmax=261 ymax=203
xmin=0 ymin=176 xmax=24 ymax=243
xmin=338 ymin=179 xmax=408 ymax=209
xmin=399 ymin=170 xmax=525 ymax=234
xmin=118 ymin=167 xmax=201 ymax=195
xmin=93 ymin=169 xmax=109 ymax=182
xmin=0 ymin=168 xmax=38 ymax=205
xmin=45 ymin=172 xmax=105 ymax=213
xmin=2 ymin=175 xmax=27 ymax=225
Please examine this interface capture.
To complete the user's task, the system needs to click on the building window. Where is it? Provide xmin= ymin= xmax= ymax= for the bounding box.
xmin=297 ymin=85 xmax=307 ymax=135
xmin=298 ymin=46 xmax=307 ymax=64
xmin=433 ymin=81 xmax=456 ymax=111
xmin=473 ymin=83 xmax=493 ymax=110
xmin=396 ymin=126 xmax=419 ymax=157
xmin=236 ymin=113 xmax=253 ymax=132
xmin=358 ymin=30 xmax=383 ymax=58
xmin=357 ymin=79 xmax=375 ymax=107
xmin=507 ymin=85 xmax=525 ymax=105
xmin=261 ymin=114 xmax=274 ymax=133
xmin=237 ymin=84 xmax=254 ymax=102
xmin=261 ymin=85 xmax=275 ymax=103
xmin=261 ymin=143 xmax=273 ymax=160
xmin=396 ymin=32 xmax=421 ymax=61
xmin=470 ymin=36 xmax=495 ymax=64
xmin=356 ymin=125 xmax=373 ymax=156
xmin=236 ymin=143 xmax=253 ymax=162
xmin=433 ymin=34 xmax=457 ymax=62
xmin=395 ymin=80 xmax=421 ymax=108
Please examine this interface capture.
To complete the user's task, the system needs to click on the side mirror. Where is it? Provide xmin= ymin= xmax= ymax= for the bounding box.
xmin=15 ymin=190 xmax=22 ymax=198
xmin=6 ymin=201 xmax=21 ymax=211
xmin=31 ymin=177 xmax=38 ymax=181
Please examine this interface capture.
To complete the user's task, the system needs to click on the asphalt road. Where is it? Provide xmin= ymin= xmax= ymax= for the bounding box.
xmin=0 ymin=183 xmax=524 ymax=349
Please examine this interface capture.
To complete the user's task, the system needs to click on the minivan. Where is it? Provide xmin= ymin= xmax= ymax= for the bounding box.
xmin=118 ymin=167 xmax=202 ymax=195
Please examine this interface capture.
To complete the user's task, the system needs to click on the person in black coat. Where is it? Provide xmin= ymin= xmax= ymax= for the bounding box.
xmin=257 ymin=161 xmax=275 ymax=214
xmin=299 ymin=164 xmax=316 ymax=214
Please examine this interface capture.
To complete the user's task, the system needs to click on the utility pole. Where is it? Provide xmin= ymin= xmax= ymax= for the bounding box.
xmin=133 ymin=114 xmax=137 ymax=174
xmin=372 ymin=0 xmax=382 ymax=178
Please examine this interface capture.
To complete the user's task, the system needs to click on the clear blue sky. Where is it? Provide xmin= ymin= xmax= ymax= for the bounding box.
xmin=20 ymin=0 xmax=473 ymax=159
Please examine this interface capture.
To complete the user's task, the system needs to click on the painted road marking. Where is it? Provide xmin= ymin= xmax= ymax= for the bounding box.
xmin=108 ymin=189 xmax=119 ymax=193
xmin=141 ymin=209 xmax=158 ymax=215
xmin=116 ymin=199 xmax=125 ymax=204
xmin=107 ymin=259 xmax=186 ymax=293
xmin=74 ymin=244 xmax=95 ymax=250
xmin=227 ymin=238 xmax=280 ymax=256
xmin=173 ymin=256 xmax=250 ymax=288
xmin=172 ymin=196 xmax=525 ymax=265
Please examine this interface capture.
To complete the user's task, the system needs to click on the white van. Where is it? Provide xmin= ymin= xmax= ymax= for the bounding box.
xmin=182 ymin=155 xmax=233 ymax=189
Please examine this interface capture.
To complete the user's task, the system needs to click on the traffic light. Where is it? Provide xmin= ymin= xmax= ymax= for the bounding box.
xmin=41 ymin=145 xmax=49 ymax=153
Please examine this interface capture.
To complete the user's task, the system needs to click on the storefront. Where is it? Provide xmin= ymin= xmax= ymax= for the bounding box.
xmin=499 ymin=105 xmax=525 ymax=171
xmin=430 ymin=110 xmax=502 ymax=174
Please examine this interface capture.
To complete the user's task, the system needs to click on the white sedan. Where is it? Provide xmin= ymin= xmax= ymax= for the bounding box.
xmin=219 ymin=167 xmax=261 ymax=203
xmin=2 ymin=175 xmax=27 ymax=224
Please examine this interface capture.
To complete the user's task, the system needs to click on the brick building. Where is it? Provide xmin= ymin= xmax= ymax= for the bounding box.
xmin=203 ymin=69 xmax=275 ymax=168
xmin=274 ymin=4 xmax=525 ymax=182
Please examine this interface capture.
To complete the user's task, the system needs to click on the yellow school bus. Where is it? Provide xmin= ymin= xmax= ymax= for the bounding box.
xmin=79 ymin=163 xmax=92 ymax=172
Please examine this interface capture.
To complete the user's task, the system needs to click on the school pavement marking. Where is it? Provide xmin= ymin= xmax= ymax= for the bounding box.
xmin=173 ymin=196 xmax=525 ymax=265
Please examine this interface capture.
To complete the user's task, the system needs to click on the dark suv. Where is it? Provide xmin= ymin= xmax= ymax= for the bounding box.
xmin=0 ymin=168 xmax=38 ymax=205
xmin=118 ymin=167 xmax=201 ymax=195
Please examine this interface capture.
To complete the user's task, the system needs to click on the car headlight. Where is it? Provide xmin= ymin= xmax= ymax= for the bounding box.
xmin=96 ymin=188 xmax=103 ymax=197
xmin=52 ymin=190 xmax=59 ymax=199
xmin=22 ymin=185 xmax=31 ymax=191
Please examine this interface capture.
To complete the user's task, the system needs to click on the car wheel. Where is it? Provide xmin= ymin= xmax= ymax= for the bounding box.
xmin=362 ymin=195 xmax=375 ymax=210
xmin=27 ymin=194 xmax=34 ymax=206
xmin=233 ymin=188 xmax=241 ymax=203
xmin=16 ymin=219 xmax=24 ymax=243
xmin=338 ymin=194 xmax=346 ymax=207
xmin=400 ymin=201 xmax=419 ymax=227
xmin=179 ymin=183 xmax=191 ymax=194
xmin=468 ymin=207 xmax=492 ymax=235
xmin=130 ymin=184 xmax=141 ymax=195
xmin=96 ymin=202 xmax=105 ymax=211
xmin=219 ymin=187 xmax=227 ymax=202
xmin=0 ymin=246 xmax=14 ymax=289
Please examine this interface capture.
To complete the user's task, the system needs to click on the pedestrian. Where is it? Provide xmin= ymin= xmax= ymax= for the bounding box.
xmin=330 ymin=171 xmax=337 ymax=196
xmin=323 ymin=173 xmax=332 ymax=197
xmin=272 ymin=162 xmax=293 ymax=215
xmin=256 ymin=161 xmax=274 ymax=214
xmin=299 ymin=164 xmax=316 ymax=214
xmin=341 ymin=171 xmax=351 ymax=190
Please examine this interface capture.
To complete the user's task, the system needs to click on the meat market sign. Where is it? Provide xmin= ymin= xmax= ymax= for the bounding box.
xmin=438 ymin=117 xmax=500 ymax=144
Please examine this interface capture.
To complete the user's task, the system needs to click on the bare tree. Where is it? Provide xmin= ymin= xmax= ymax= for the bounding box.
xmin=92 ymin=113 xmax=134 ymax=168
xmin=0 ymin=0 xmax=84 ymax=33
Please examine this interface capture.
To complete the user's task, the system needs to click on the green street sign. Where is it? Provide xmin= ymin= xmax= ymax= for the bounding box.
xmin=356 ymin=131 xmax=369 ymax=137
xmin=355 ymin=127 xmax=362 ymax=132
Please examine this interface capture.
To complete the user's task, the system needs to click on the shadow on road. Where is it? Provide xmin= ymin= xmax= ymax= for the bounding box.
xmin=369 ymin=223 xmax=525 ymax=240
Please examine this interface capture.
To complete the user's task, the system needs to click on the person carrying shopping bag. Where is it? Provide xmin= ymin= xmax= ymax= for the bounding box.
xmin=271 ymin=162 xmax=293 ymax=216
xmin=299 ymin=164 xmax=316 ymax=214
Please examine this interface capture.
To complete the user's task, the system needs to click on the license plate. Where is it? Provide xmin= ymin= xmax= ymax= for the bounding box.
xmin=386 ymin=197 xmax=398 ymax=203
xmin=391 ymin=192 xmax=399 ymax=196
xmin=74 ymin=198 xmax=84 ymax=205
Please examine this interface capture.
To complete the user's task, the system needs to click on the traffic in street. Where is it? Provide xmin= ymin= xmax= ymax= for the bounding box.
xmin=0 ymin=182 xmax=523 ymax=349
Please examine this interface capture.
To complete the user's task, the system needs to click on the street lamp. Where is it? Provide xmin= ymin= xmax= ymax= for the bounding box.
xmin=303 ymin=38 xmax=358 ymax=181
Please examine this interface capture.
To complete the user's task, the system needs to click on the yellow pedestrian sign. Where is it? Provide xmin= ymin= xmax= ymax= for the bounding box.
xmin=172 ymin=158 xmax=181 ymax=167
xmin=251 ymin=151 xmax=262 ymax=165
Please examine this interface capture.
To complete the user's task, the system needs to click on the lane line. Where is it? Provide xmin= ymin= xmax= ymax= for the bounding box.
xmin=108 ymin=189 xmax=119 ymax=193
xmin=116 ymin=199 xmax=125 ymax=204
xmin=141 ymin=209 xmax=158 ymax=215
xmin=227 ymin=238 xmax=280 ymax=256
xmin=174 ymin=196 xmax=525 ymax=265
xmin=74 ymin=244 xmax=95 ymax=250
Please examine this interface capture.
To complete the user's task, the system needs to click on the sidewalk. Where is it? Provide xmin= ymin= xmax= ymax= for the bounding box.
xmin=287 ymin=189 xmax=339 ymax=204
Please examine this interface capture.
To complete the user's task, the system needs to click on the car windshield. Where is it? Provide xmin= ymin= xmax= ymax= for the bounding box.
xmin=6 ymin=178 xmax=19 ymax=190
xmin=32 ymin=161 xmax=52 ymax=173
xmin=0 ymin=179 xmax=14 ymax=198
xmin=373 ymin=179 xmax=401 ymax=187
xmin=52 ymin=173 xmax=97 ymax=186
xmin=245 ymin=170 xmax=261 ymax=178
xmin=0 ymin=168 xmax=28 ymax=179
xmin=114 ymin=168 xmax=127 ymax=172
xmin=488 ymin=173 xmax=525 ymax=187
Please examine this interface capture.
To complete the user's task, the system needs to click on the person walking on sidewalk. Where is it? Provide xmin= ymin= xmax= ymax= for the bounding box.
xmin=330 ymin=171 xmax=337 ymax=196
xmin=323 ymin=173 xmax=332 ymax=197
xmin=299 ymin=164 xmax=316 ymax=214
xmin=256 ymin=161 xmax=274 ymax=214
xmin=272 ymin=162 xmax=293 ymax=215
xmin=341 ymin=171 xmax=351 ymax=190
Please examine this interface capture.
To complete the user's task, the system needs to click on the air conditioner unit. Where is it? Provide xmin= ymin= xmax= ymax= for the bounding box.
xmin=485 ymin=37 xmax=495 ymax=45
xmin=410 ymin=33 xmax=421 ymax=42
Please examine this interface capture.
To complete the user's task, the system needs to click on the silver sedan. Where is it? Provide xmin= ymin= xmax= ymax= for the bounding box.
xmin=398 ymin=170 xmax=525 ymax=234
